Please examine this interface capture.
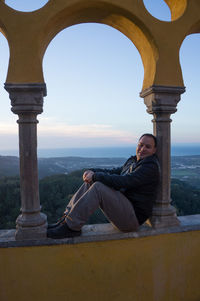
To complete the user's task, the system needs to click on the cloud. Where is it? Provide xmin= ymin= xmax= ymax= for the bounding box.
xmin=38 ymin=122 xmax=136 ymax=141
xmin=0 ymin=120 xmax=138 ymax=149
xmin=0 ymin=122 xmax=17 ymax=134
xmin=36 ymin=122 xmax=138 ymax=147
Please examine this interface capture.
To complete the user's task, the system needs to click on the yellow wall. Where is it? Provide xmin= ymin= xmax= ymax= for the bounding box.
xmin=0 ymin=0 xmax=200 ymax=89
xmin=1 ymin=230 xmax=200 ymax=301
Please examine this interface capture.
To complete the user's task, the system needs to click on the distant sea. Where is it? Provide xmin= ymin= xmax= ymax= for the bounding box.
xmin=1 ymin=144 xmax=200 ymax=158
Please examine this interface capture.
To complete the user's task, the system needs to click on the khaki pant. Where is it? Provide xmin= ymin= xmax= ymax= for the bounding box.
xmin=65 ymin=182 xmax=139 ymax=232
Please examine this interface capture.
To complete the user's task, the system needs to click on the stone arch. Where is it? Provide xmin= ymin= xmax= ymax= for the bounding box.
xmin=164 ymin=0 xmax=187 ymax=21
xmin=0 ymin=24 xmax=10 ymax=90
xmin=3 ymin=0 xmax=189 ymax=88
xmin=0 ymin=22 xmax=7 ymax=38
xmin=40 ymin=2 xmax=158 ymax=90
xmin=0 ymin=0 xmax=158 ymax=90
xmin=186 ymin=20 xmax=200 ymax=35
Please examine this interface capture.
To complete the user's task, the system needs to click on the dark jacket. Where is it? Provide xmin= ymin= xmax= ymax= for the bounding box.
xmin=92 ymin=154 xmax=160 ymax=225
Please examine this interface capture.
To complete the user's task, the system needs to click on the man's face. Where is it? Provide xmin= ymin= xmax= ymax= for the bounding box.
xmin=136 ymin=136 xmax=156 ymax=161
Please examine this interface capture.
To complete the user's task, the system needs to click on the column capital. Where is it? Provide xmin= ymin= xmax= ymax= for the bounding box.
xmin=4 ymin=83 xmax=47 ymax=115
xmin=140 ymin=85 xmax=185 ymax=115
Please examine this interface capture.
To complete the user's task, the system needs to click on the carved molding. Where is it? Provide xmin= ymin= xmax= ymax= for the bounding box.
xmin=140 ymin=85 xmax=186 ymax=115
xmin=4 ymin=83 xmax=47 ymax=115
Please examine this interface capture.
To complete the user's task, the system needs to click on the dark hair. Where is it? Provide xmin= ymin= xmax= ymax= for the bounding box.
xmin=139 ymin=133 xmax=157 ymax=147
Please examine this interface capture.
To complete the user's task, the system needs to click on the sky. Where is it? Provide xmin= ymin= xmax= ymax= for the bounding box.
xmin=0 ymin=0 xmax=200 ymax=152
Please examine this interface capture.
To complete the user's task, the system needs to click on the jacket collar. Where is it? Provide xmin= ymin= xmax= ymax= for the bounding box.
xmin=135 ymin=154 xmax=158 ymax=165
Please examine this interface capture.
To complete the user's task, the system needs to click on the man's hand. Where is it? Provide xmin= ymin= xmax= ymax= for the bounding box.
xmin=83 ymin=170 xmax=94 ymax=184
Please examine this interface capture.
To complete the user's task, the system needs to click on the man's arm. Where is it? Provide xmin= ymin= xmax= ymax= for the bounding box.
xmin=83 ymin=156 xmax=135 ymax=184
xmin=90 ymin=167 xmax=122 ymax=175
xmin=92 ymin=161 xmax=159 ymax=190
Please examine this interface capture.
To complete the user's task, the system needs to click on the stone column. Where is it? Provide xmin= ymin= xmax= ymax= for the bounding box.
xmin=140 ymin=85 xmax=185 ymax=228
xmin=5 ymin=83 xmax=47 ymax=240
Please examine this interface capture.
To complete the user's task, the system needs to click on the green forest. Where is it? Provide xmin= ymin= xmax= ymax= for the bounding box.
xmin=0 ymin=170 xmax=200 ymax=229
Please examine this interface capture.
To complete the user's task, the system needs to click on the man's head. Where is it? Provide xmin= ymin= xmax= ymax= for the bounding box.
xmin=136 ymin=133 xmax=157 ymax=161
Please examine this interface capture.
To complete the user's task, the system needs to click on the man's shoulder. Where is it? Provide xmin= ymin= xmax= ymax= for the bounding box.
xmin=145 ymin=154 xmax=159 ymax=162
xmin=126 ymin=155 xmax=137 ymax=163
xmin=138 ymin=155 xmax=160 ymax=167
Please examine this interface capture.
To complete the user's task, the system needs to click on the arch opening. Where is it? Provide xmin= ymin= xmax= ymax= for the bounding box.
xmin=172 ymin=34 xmax=200 ymax=149
xmin=4 ymin=0 xmax=49 ymax=12
xmin=40 ymin=4 xmax=158 ymax=91
xmin=143 ymin=0 xmax=171 ymax=21
xmin=41 ymin=23 xmax=152 ymax=152
xmin=142 ymin=0 xmax=187 ymax=22
xmin=0 ymin=32 xmax=18 ymax=155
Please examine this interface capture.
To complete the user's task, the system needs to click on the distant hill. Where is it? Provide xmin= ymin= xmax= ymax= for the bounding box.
xmin=171 ymin=155 xmax=200 ymax=188
xmin=0 ymin=156 xmax=19 ymax=178
xmin=1 ymin=155 xmax=200 ymax=187
xmin=0 ymin=155 xmax=125 ymax=179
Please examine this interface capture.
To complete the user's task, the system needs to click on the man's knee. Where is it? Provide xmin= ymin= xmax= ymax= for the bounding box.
xmin=91 ymin=181 xmax=105 ymax=190
xmin=90 ymin=181 xmax=111 ymax=197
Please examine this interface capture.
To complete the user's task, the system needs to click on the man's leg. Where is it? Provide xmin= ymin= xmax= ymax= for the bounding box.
xmin=48 ymin=182 xmax=90 ymax=229
xmin=66 ymin=181 xmax=139 ymax=232
xmin=65 ymin=182 xmax=90 ymax=214
xmin=47 ymin=181 xmax=139 ymax=238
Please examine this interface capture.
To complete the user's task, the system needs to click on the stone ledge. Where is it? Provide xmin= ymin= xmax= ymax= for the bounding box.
xmin=0 ymin=214 xmax=200 ymax=248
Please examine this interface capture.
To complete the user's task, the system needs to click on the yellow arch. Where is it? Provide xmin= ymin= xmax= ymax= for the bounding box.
xmin=40 ymin=3 xmax=158 ymax=90
xmin=0 ymin=0 xmax=157 ymax=90
xmin=164 ymin=0 xmax=187 ymax=21
xmin=2 ymin=0 xmax=200 ymax=90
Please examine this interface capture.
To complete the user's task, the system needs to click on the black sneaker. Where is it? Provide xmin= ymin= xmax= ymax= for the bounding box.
xmin=47 ymin=215 xmax=66 ymax=229
xmin=47 ymin=221 xmax=81 ymax=239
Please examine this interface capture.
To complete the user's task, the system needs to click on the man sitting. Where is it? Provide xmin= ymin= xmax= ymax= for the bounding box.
xmin=47 ymin=133 xmax=160 ymax=239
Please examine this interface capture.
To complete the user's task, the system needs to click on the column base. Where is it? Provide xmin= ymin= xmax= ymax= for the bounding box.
xmin=15 ymin=223 xmax=47 ymax=240
xmin=149 ymin=205 xmax=180 ymax=228
xmin=15 ymin=212 xmax=47 ymax=240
